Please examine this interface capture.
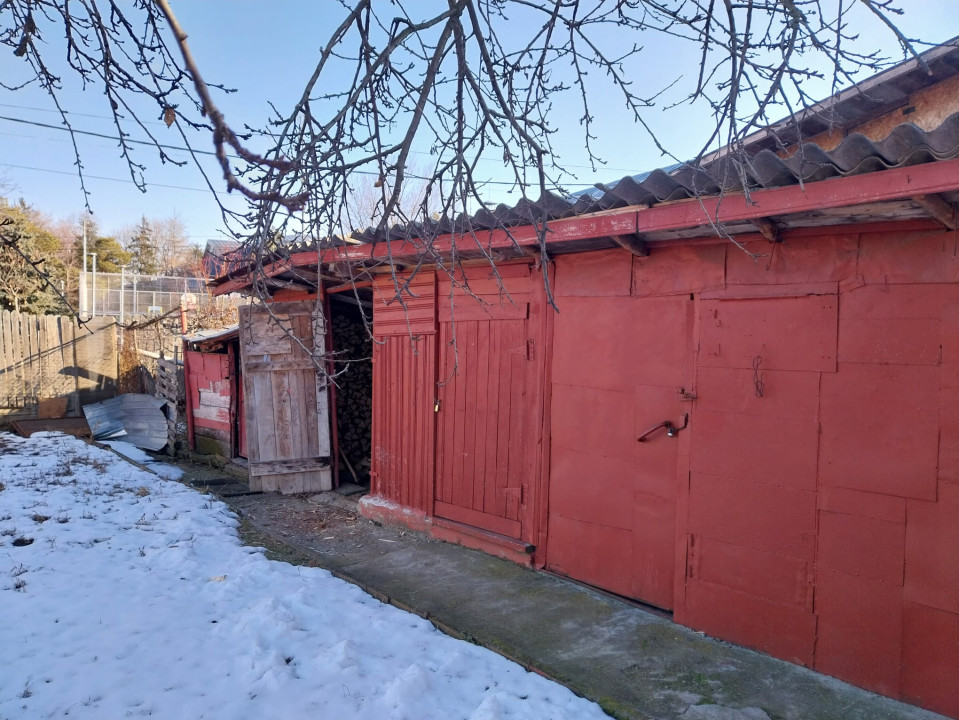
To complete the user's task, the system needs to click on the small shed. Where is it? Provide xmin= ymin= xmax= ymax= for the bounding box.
xmin=210 ymin=38 xmax=959 ymax=718
xmin=183 ymin=325 xmax=244 ymax=458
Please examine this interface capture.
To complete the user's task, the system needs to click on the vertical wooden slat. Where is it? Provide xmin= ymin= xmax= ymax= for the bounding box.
xmin=472 ymin=320 xmax=491 ymax=513
xmin=483 ymin=319 xmax=502 ymax=516
xmin=506 ymin=322 xmax=529 ymax=522
xmin=493 ymin=320 xmax=513 ymax=520
xmin=463 ymin=321 xmax=480 ymax=511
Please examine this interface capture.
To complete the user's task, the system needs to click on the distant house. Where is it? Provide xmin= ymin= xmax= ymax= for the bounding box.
xmin=201 ymin=239 xmax=245 ymax=279
xmin=207 ymin=38 xmax=959 ymax=718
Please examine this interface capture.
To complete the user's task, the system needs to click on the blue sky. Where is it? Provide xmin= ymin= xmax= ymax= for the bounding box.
xmin=1 ymin=1 xmax=956 ymax=246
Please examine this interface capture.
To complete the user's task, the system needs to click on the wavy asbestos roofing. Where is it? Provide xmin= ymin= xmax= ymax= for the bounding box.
xmin=343 ymin=110 xmax=959 ymax=246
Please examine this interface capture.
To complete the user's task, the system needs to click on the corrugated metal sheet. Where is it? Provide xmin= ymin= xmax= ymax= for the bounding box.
xmin=345 ymin=111 xmax=959 ymax=244
xmin=82 ymin=394 xmax=169 ymax=451
xmin=184 ymin=324 xmax=240 ymax=344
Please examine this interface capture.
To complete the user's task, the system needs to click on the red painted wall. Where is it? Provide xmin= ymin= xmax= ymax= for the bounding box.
xmin=548 ymin=226 xmax=959 ymax=717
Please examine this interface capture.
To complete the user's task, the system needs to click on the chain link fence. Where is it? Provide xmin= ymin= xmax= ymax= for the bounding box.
xmin=80 ymin=272 xmax=212 ymax=321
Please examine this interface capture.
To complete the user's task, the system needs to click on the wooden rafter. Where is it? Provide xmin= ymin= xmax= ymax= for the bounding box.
xmin=751 ymin=216 xmax=782 ymax=243
xmin=911 ymin=193 xmax=958 ymax=230
xmin=610 ymin=233 xmax=650 ymax=256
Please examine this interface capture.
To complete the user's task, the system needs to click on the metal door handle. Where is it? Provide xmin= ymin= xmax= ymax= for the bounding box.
xmin=637 ymin=414 xmax=689 ymax=442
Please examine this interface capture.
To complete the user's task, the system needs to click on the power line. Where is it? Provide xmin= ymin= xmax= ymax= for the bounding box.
xmin=0 ymin=114 xmax=599 ymax=188
xmin=0 ymin=101 xmax=639 ymax=174
xmin=0 ymin=114 xmax=218 ymax=158
xmin=0 ymin=161 xmax=213 ymax=193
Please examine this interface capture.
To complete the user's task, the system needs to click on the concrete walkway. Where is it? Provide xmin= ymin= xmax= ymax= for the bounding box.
xmin=176 ymin=461 xmax=946 ymax=720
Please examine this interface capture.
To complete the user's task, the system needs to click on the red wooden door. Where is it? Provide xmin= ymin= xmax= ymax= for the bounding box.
xmin=546 ymin=294 xmax=692 ymax=610
xmin=433 ymin=265 xmax=540 ymax=540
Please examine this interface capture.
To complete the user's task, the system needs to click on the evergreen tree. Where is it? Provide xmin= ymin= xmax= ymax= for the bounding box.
xmin=72 ymin=219 xmax=132 ymax=274
xmin=127 ymin=216 xmax=159 ymax=275
xmin=0 ymin=200 xmax=67 ymax=314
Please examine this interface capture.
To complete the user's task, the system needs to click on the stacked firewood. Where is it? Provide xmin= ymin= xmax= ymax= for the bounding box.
xmin=330 ymin=305 xmax=372 ymax=484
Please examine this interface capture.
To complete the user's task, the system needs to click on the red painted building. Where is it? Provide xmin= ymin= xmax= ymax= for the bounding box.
xmin=211 ymin=40 xmax=959 ymax=717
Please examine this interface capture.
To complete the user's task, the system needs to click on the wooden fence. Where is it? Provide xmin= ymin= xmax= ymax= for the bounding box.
xmin=0 ymin=310 xmax=117 ymax=420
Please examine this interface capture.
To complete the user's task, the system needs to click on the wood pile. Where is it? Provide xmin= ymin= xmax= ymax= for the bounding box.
xmin=330 ymin=304 xmax=372 ymax=484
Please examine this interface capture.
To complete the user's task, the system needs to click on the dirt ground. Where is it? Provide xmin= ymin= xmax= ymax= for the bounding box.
xmin=171 ymin=458 xmax=432 ymax=570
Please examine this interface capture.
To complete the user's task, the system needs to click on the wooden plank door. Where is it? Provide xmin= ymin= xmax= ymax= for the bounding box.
xmin=433 ymin=265 xmax=540 ymax=540
xmin=546 ymin=294 xmax=692 ymax=610
xmin=239 ymin=301 xmax=331 ymax=493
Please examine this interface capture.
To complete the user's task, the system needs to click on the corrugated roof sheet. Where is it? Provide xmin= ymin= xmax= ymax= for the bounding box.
xmin=184 ymin=324 xmax=240 ymax=344
xmin=343 ymin=111 xmax=959 ymax=245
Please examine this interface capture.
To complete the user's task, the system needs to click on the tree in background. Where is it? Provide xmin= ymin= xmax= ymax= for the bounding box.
xmin=0 ymin=200 xmax=67 ymax=314
xmin=153 ymin=215 xmax=193 ymax=275
xmin=126 ymin=216 xmax=159 ymax=275
xmin=72 ymin=218 xmax=131 ymax=275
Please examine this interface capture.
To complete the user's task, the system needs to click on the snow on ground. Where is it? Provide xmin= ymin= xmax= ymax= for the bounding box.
xmin=101 ymin=440 xmax=184 ymax=481
xmin=0 ymin=432 xmax=609 ymax=720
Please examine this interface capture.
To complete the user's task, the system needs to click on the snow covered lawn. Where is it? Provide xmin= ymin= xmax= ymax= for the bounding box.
xmin=0 ymin=432 xmax=608 ymax=720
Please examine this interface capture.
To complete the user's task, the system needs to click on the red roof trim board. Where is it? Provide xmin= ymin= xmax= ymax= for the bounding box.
xmin=211 ymin=156 xmax=959 ymax=296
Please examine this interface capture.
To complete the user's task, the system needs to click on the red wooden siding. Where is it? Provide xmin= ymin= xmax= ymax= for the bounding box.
xmin=185 ymin=349 xmax=233 ymax=456
xmin=370 ymin=274 xmax=436 ymax=515
xmin=433 ymin=264 xmax=539 ymax=541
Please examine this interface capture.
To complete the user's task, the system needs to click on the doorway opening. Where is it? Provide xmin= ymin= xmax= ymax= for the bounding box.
xmin=329 ymin=289 xmax=373 ymax=492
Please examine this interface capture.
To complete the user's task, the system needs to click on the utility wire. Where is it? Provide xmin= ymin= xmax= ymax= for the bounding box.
xmin=0 ymin=114 xmax=592 ymax=188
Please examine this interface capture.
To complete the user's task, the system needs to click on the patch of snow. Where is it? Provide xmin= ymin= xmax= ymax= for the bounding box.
xmin=0 ymin=432 xmax=608 ymax=719
xmin=102 ymin=440 xmax=184 ymax=480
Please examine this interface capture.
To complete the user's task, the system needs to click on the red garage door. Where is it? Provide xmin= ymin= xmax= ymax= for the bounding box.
xmin=546 ymin=294 xmax=692 ymax=610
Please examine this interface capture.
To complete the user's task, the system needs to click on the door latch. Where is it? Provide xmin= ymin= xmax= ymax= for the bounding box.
xmin=637 ymin=414 xmax=689 ymax=442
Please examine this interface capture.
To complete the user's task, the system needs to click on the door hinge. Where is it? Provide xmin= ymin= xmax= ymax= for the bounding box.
xmin=521 ymin=483 xmax=528 ymax=505
xmin=526 ymin=338 xmax=535 ymax=361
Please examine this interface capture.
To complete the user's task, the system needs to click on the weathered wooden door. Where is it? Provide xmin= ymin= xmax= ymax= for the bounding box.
xmin=239 ymin=301 xmax=331 ymax=493
xmin=547 ymin=294 xmax=692 ymax=610
xmin=433 ymin=265 xmax=542 ymax=540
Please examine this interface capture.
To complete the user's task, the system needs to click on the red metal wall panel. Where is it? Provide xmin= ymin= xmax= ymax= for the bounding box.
xmin=554 ymin=247 xmax=632 ymax=297
xmin=698 ymin=295 xmax=838 ymax=372
xmin=819 ymin=363 xmax=939 ymax=500
xmin=684 ymin=577 xmax=817 ymax=667
xmin=901 ymin=601 xmax=959 ymax=717
xmin=940 ymin=303 xmax=959 ymax=484
xmin=631 ymin=243 xmax=726 ymax=297
xmin=817 ymin=511 xmax=905 ymax=585
xmin=686 ymin=473 xmax=816 ymax=560
xmin=856 ymin=228 xmax=959 ymax=284
xmin=814 ymin=569 xmax=903 ymax=696
xmin=724 ymin=233 xmax=859 ymax=285
xmin=904 ymin=484 xmax=959 ymax=614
